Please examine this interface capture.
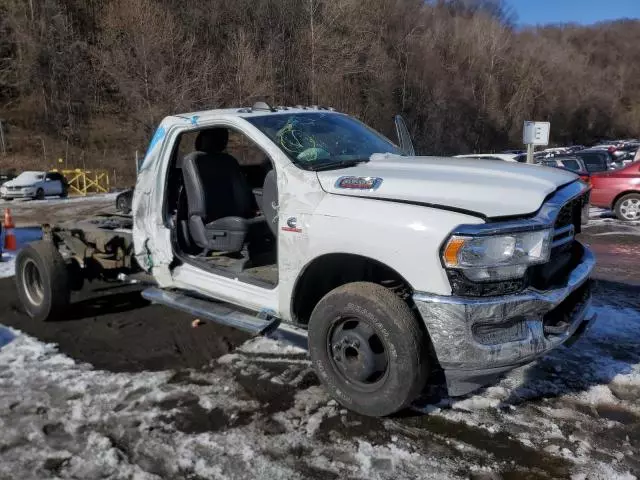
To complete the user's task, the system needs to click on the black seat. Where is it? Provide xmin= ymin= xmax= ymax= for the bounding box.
xmin=180 ymin=128 xmax=262 ymax=252
xmin=252 ymin=157 xmax=279 ymax=236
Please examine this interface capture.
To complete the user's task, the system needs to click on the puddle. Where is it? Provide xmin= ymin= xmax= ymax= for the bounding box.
xmin=595 ymin=404 xmax=640 ymax=425
xmin=0 ymin=325 xmax=15 ymax=349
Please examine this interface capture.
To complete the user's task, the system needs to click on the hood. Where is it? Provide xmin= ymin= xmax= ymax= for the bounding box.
xmin=316 ymin=154 xmax=578 ymax=218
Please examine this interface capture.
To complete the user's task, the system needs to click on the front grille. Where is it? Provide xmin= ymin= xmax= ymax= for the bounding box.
xmin=531 ymin=191 xmax=589 ymax=290
xmin=447 ymin=189 xmax=590 ymax=297
xmin=555 ymin=201 xmax=575 ymax=229
xmin=446 ymin=269 xmax=525 ymax=297
xmin=554 ymin=191 xmax=589 ymax=233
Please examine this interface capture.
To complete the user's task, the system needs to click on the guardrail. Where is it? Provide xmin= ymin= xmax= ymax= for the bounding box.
xmin=51 ymin=169 xmax=110 ymax=196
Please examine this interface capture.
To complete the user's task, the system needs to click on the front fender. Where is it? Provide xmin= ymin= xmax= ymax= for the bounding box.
xmin=277 ymin=195 xmax=484 ymax=321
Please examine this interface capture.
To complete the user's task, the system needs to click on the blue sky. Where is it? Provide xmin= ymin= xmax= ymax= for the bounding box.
xmin=510 ymin=0 xmax=639 ymax=26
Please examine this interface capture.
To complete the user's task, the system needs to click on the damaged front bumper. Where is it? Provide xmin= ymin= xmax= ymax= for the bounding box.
xmin=413 ymin=243 xmax=596 ymax=396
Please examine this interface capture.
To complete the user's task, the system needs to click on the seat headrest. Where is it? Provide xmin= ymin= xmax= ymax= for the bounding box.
xmin=195 ymin=128 xmax=228 ymax=154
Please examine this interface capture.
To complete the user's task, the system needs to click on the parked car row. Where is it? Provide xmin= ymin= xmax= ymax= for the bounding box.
xmin=590 ymin=160 xmax=640 ymax=221
xmin=455 ymin=143 xmax=640 ymax=222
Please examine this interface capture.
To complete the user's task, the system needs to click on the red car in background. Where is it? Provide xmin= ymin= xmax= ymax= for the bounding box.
xmin=590 ymin=160 xmax=640 ymax=221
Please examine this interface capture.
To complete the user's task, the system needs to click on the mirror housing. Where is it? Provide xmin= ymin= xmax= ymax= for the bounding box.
xmin=394 ymin=115 xmax=415 ymax=156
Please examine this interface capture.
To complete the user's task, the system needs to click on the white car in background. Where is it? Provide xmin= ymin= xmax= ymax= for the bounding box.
xmin=454 ymin=153 xmax=519 ymax=162
xmin=0 ymin=171 xmax=68 ymax=201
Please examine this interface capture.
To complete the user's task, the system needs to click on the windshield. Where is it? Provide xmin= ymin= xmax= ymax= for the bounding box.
xmin=246 ymin=112 xmax=402 ymax=169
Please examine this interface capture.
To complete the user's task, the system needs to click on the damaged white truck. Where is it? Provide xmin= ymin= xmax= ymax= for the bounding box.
xmin=15 ymin=104 xmax=596 ymax=417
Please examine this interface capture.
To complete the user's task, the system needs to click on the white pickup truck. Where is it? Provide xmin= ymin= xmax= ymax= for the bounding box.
xmin=14 ymin=103 xmax=595 ymax=417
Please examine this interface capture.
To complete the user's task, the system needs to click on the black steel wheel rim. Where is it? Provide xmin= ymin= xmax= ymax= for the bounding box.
xmin=327 ymin=316 xmax=389 ymax=391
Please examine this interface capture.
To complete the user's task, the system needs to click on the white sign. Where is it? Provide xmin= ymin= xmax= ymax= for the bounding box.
xmin=523 ymin=121 xmax=550 ymax=146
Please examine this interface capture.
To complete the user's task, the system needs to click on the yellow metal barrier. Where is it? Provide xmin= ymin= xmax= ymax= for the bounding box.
xmin=51 ymin=168 xmax=110 ymax=196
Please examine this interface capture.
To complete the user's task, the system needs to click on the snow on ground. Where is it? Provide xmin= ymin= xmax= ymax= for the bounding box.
xmin=1 ymin=302 xmax=638 ymax=479
xmin=0 ymin=251 xmax=16 ymax=279
xmin=588 ymin=207 xmax=640 ymax=231
xmin=0 ymin=204 xmax=637 ymax=478
xmin=417 ymin=303 xmax=640 ymax=478
xmin=0 ymin=329 xmax=466 ymax=480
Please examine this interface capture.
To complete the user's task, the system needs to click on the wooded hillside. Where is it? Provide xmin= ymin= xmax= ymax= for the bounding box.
xmin=1 ymin=0 xmax=639 ymax=182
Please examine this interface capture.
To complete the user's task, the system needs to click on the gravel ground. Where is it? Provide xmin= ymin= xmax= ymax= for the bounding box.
xmin=0 ymin=193 xmax=118 ymax=227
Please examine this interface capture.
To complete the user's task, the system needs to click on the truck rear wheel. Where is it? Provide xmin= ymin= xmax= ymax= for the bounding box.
xmin=15 ymin=240 xmax=70 ymax=321
xmin=308 ymin=282 xmax=429 ymax=417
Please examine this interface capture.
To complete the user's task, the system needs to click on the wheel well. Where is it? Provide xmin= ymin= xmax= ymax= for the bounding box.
xmin=291 ymin=253 xmax=413 ymax=325
xmin=612 ymin=190 xmax=640 ymax=209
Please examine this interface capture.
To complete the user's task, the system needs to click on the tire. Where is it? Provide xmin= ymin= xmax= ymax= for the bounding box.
xmin=3 ymin=198 xmax=13 ymax=201
xmin=614 ymin=193 xmax=640 ymax=221
xmin=308 ymin=282 xmax=429 ymax=417
xmin=117 ymin=195 xmax=130 ymax=214
xmin=15 ymin=240 xmax=70 ymax=321
xmin=35 ymin=188 xmax=45 ymax=200
xmin=60 ymin=188 xmax=68 ymax=198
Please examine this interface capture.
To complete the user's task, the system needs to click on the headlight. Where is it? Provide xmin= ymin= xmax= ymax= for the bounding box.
xmin=443 ymin=229 xmax=552 ymax=281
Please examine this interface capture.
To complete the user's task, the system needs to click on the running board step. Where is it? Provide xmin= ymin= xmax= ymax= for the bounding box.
xmin=142 ymin=288 xmax=277 ymax=335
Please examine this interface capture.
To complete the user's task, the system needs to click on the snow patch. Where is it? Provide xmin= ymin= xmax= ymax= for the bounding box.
xmin=236 ymin=335 xmax=307 ymax=356
xmin=0 ymin=327 xmax=468 ymax=479
xmin=0 ymin=324 xmax=15 ymax=349
xmin=0 ymin=252 xmax=16 ymax=279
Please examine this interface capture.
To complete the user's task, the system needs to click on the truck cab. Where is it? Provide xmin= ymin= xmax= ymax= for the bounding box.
xmin=15 ymin=103 xmax=596 ymax=417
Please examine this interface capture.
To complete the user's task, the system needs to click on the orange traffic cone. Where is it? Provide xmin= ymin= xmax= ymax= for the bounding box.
xmin=3 ymin=209 xmax=16 ymax=251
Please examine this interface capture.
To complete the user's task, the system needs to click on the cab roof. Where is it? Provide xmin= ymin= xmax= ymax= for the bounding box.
xmin=168 ymin=103 xmax=339 ymax=124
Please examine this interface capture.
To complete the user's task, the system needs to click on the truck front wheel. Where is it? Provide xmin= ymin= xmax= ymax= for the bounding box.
xmin=308 ymin=282 xmax=429 ymax=417
xmin=15 ymin=241 xmax=70 ymax=321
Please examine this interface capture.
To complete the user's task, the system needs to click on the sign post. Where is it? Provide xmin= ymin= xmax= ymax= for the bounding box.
xmin=523 ymin=121 xmax=550 ymax=164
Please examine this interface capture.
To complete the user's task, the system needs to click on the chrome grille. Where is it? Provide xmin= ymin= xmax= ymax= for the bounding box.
xmin=552 ymin=224 xmax=575 ymax=248
xmin=551 ymin=191 xmax=588 ymax=249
